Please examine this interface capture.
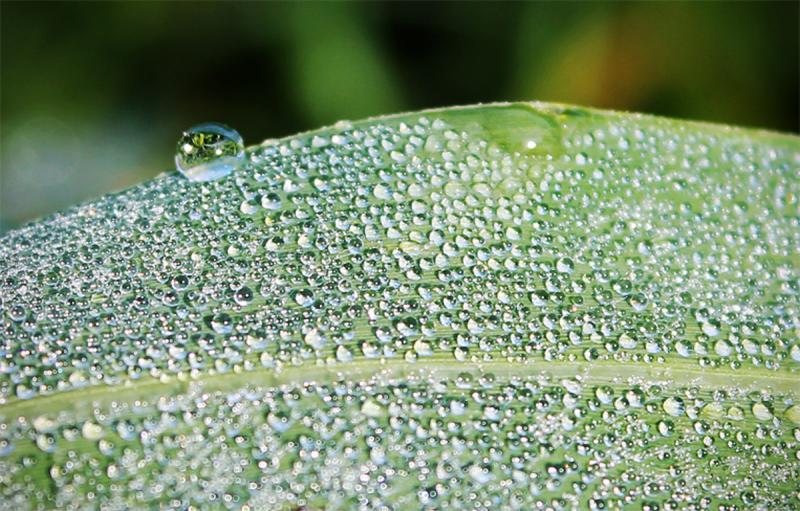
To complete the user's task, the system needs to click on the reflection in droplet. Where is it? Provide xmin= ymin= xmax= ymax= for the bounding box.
xmin=175 ymin=122 xmax=244 ymax=181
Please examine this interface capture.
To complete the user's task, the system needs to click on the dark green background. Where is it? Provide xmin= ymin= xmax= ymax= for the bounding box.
xmin=1 ymin=1 xmax=798 ymax=231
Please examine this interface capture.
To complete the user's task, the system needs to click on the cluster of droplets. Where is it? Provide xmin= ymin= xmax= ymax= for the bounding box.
xmin=0 ymin=372 xmax=798 ymax=510
xmin=0 ymin=104 xmax=798 ymax=508
xmin=1 ymin=109 xmax=797 ymax=403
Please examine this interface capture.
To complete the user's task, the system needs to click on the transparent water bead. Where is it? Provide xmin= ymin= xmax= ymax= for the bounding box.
xmin=175 ymin=122 xmax=245 ymax=181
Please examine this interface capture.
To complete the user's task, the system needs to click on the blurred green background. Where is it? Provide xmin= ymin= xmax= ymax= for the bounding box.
xmin=1 ymin=1 xmax=798 ymax=232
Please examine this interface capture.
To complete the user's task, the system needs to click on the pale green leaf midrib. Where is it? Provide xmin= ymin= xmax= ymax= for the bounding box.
xmin=3 ymin=356 xmax=796 ymax=421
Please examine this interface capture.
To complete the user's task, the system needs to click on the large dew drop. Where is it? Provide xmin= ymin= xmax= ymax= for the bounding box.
xmin=175 ymin=122 xmax=245 ymax=181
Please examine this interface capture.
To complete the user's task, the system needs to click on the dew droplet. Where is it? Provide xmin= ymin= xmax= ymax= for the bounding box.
xmin=361 ymin=399 xmax=385 ymax=418
xmin=304 ymin=328 xmax=326 ymax=350
xmin=292 ymin=289 xmax=314 ymax=307
xmin=175 ymin=122 xmax=245 ymax=181
xmin=233 ymin=286 xmax=254 ymax=306
xmin=81 ymin=421 xmax=104 ymax=440
xmin=210 ymin=313 xmax=233 ymax=334
xmin=662 ymin=396 xmax=685 ymax=417
xmin=752 ymin=402 xmax=773 ymax=421
xmin=556 ymin=257 xmax=574 ymax=274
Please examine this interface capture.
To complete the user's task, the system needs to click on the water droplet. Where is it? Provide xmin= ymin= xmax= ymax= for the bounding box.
xmin=35 ymin=434 xmax=56 ymax=453
xmin=81 ymin=421 xmax=104 ymax=440
xmin=556 ymin=257 xmax=574 ymax=274
xmin=701 ymin=319 xmax=720 ymax=337
xmin=261 ymin=192 xmax=282 ymax=210
xmin=304 ymin=328 xmax=326 ymax=350
xmin=210 ymin=313 xmax=233 ymax=334
xmin=444 ymin=181 xmax=466 ymax=199
xmin=662 ymin=397 xmax=685 ymax=417
xmin=752 ymin=402 xmax=773 ymax=421
xmin=175 ymin=122 xmax=244 ymax=181
xmin=32 ymin=416 xmax=56 ymax=433
xmin=361 ymin=399 xmax=385 ymax=418
xmin=233 ymin=286 xmax=254 ymax=306
xmin=714 ymin=339 xmax=732 ymax=357
xmin=336 ymin=345 xmax=352 ymax=362
xmin=292 ymin=289 xmax=314 ymax=307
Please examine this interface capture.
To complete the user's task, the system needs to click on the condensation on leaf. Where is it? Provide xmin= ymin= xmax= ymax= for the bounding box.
xmin=0 ymin=102 xmax=798 ymax=510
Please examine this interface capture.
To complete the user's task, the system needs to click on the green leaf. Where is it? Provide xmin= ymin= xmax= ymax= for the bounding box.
xmin=0 ymin=102 xmax=798 ymax=510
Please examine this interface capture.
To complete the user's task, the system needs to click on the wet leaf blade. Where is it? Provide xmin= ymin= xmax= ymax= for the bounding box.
xmin=0 ymin=102 xmax=798 ymax=509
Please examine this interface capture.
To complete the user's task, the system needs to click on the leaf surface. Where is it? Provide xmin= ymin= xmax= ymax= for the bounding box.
xmin=1 ymin=102 xmax=798 ymax=510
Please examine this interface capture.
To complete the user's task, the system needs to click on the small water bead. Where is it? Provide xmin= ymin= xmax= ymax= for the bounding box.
xmin=35 ymin=434 xmax=56 ymax=453
xmin=629 ymin=293 xmax=648 ymax=312
xmin=8 ymin=304 xmax=26 ymax=322
xmin=336 ymin=345 xmax=353 ymax=362
xmin=675 ymin=340 xmax=692 ymax=357
xmin=612 ymin=279 xmax=632 ymax=295
xmin=0 ymin=439 xmax=14 ymax=457
xmin=360 ymin=399 xmax=385 ymax=418
xmin=170 ymin=274 xmax=190 ymax=291
xmin=443 ymin=181 xmax=466 ymax=199
xmin=261 ymin=192 xmax=282 ymax=210
xmin=32 ymin=416 xmax=57 ymax=433
xmin=175 ymin=122 xmax=245 ymax=181
xmin=727 ymin=406 xmax=745 ymax=421
xmin=293 ymin=289 xmax=314 ymax=307
xmin=81 ymin=421 xmax=104 ymax=440
xmin=714 ymin=339 xmax=733 ymax=357
xmin=239 ymin=199 xmax=260 ymax=215
xmin=555 ymin=257 xmax=574 ymax=274
xmin=752 ymin=402 xmax=773 ymax=421
xmin=618 ymin=333 xmax=637 ymax=350
xmin=304 ymin=328 xmax=326 ymax=349
xmin=210 ymin=313 xmax=233 ymax=334
xmin=662 ymin=397 xmax=685 ymax=417
xmin=701 ymin=320 xmax=720 ymax=337
xmin=233 ymin=286 xmax=254 ymax=306
xmin=373 ymin=184 xmax=392 ymax=201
